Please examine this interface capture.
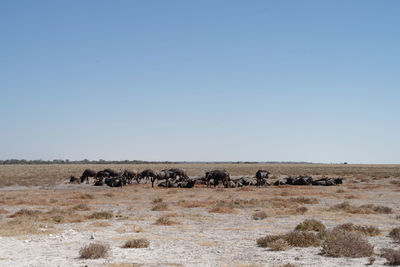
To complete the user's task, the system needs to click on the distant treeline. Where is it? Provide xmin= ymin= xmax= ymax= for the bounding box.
xmin=0 ymin=159 xmax=313 ymax=165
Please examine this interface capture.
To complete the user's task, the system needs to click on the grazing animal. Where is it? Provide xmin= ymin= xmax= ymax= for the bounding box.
xmin=122 ymin=170 xmax=138 ymax=184
xmin=96 ymin=171 xmax=110 ymax=179
xmin=205 ymin=170 xmax=230 ymax=188
xmin=139 ymin=169 xmax=157 ymax=184
xmin=80 ymin=169 xmax=97 ymax=184
xmin=255 ymin=170 xmax=270 ymax=188
xmin=153 ymin=170 xmax=176 ymax=188
xmin=291 ymin=176 xmax=313 ymax=185
xmin=69 ymin=175 xmax=80 ymax=184
xmin=103 ymin=169 xmax=121 ymax=177
xmin=168 ymin=168 xmax=189 ymax=180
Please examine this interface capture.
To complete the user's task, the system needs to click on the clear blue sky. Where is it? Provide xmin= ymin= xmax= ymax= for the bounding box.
xmin=1 ymin=0 xmax=399 ymax=163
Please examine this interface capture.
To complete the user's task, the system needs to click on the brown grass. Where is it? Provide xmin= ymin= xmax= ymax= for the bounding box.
xmin=268 ymin=239 xmax=289 ymax=251
xmin=333 ymin=223 xmax=381 ymax=236
xmin=88 ymin=211 xmax=113 ymax=220
xmin=122 ymin=238 xmax=150 ymax=248
xmin=152 ymin=203 xmax=169 ymax=211
xmin=257 ymin=231 xmax=320 ymax=248
xmin=79 ymin=243 xmax=110 ymax=259
xmin=330 ymin=201 xmax=392 ymax=214
xmin=290 ymin=197 xmax=318 ymax=204
xmin=154 ymin=216 xmax=178 ymax=225
xmin=252 ymin=211 xmax=268 ymax=220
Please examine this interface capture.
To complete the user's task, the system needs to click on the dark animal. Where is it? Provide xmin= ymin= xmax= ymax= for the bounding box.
xmin=291 ymin=176 xmax=313 ymax=185
xmin=139 ymin=169 xmax=157 ymax=184
xmin=80 ymin=169 xmax=97 ymax=184
xmin=69 ymin=175 xmax=80 ymax=184
xmin=255 ymin=170 xmax=270 ymax=188
xmin=312 ymin=177 xmax=343 ymax=186
xmin=153 ymin=170 xmax=176 ymax=188
xmin=168 ymin=168 xmax=189 ymax=180
xmin=274 ymin=177 xmax=293 ymax=186
xmin=105 ymin=177 xmax=123 ymax=187
xmin=205 ymin=170 xmax=230 ymax=188
xmin=122 ymin=170 xmax=138 ymax=184
xmin=96 ymin=171 xmax=110 ymax=178
xmin=103 ymin=169 xmax=121 ymax=177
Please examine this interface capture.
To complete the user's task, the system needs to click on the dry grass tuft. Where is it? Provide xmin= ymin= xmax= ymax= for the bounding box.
xmin=381 ymin=248 xmax=400 ymax=265
xmin=73 ymin=203 xmax=90 ymax=211
xmin=178 ymin=200 xmax=214 ymax=208
xmin=290 ymin=197 xmax=318 ymax=204
xmin=104 ymin=193 xmax=114 ymax=198
xmin=152 ymin=198 xmax=163 ymax=204
xmin=152 ymin=203 xmax=169 ymax=211
xmin=321 ymin=230 xmax=373 ymax=258
xmin=295 ymin=206 xmax=308 ymax=214
xmin=79 ymin=193 xmax=95 ymax=199
xmin=154 ymin=216 xmax=178 ymax=225
xmin=9 ymin=209 xmax=42 ymax=218
xmin=285 ymin=231 xmax=320 ymax=247
xmin=333 ymin=223 xmax=380 ymax=236
xmin=330 ymin=201 xmax=392 ymax=214
xmin=252 ymin=211 xmax=268 ymax=220
xmin=295 ymin=219 xmax=326 ymax=232
xmin=122 ymin=238 xmax=150 ymax=248
xmin=389 ymin=227 xmax=400 ymax=242
xmin=88 ymin=211 xmax=113 ymax=220
xmin=79 ymin=242 xmax=109 ymax=259
xmin=268 ymin=239 xmax=289 ymax=251
xmin=257 ymin=234 xmax=286 ymax=248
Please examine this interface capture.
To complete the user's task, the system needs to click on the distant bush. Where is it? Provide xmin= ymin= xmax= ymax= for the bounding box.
xmin=88 ymin=211 xmax=113 ymax=220
xmin=285 ymin=231 xmax=320 ymax=247
xmin=79 ymin=243 xmax=109 ymax=259
xmin=295 ymin=219 xmax=326 ymax=232
xmin=269 ymin=239 xmax=289 ymax=251
xmin=122 ymin=238 xmax=150 ymax=248
xmin=331 ymin=202 xmax=392 ymax=214
xmin=252 ymin=211 xmax=268 ymax=220
xmin=333 ymin=223 xmax=380 ymax=236
xmin=257 ymin=234 xmax=285 ymax=248
xmin=321 ymin=230 xmax=373 ymax=257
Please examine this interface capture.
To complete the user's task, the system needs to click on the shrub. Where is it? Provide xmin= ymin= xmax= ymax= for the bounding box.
xmin=285 ymin=231 xmax=320 ymax=247
xmin=152 ymin=198 xmax=163 ymax=204
xmin=381 ymin=248 xmax=400 ymax=265
xmin=321 ymin=230 xmax=373 ymax=257
xmin=257 ymin=234 xmax=285 ymax=248
xmin=152 ymin=203 xmax=169 ymax=211
xmin=333 ymin=223 xmax=380 ymax=236
xmin=252 ymin=211 xmax=268 ymax=220
xmin=269 ymin=239 xmax=289 ymax=251
xmin=154 ymin=216 xmax=177 ymax=225
xmin=80 ymin=193 xmax=94 ymax=199
xmin=88 ymin=211 xmax=113 ymax=220
xmin=79 ymin=243 xmax=109 ymax=259
xmin=73 ymin=203 xmax=90 ymax=211
xmin=290 ymin=197 xmax=318 ymax=204
xmin=390 ymin=227 xmax=400 ymax=242
xmin=331 ymin=202 xmax=392 ymax=214
xmin=9 ymin=209 xmax=41 ymax=218
xmin=295 ymin=219 xmax=326 ymax=232
xmin=295 ymin=206 xmax=308 ymax=214
xmin=122 ymin=238 xmax=150 ymax=248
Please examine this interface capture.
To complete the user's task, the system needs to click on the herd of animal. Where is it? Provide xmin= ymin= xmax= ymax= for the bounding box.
xmin=69 ymin=168 xmax=343 ymax=188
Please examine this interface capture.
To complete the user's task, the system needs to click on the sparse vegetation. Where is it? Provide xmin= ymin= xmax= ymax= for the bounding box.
xmin=331 ymin=201 xmax=392 ymax=214
xmin=154 ymin=216 xmax=177 ymax=225
xmin=285 ymin=231 xmax=320 ymax=247
xmin=321 ymin=230 xmax=373 ymax=257
xmin=88 ymin=211 xmax=113 ymax=220
xmin=152 ymin=203 xmax=169 ymax=211
xmin=122 ymin=238 xmax=150 ymax=248
xmin=389 ymin=227 xmax=400 ymax=242
xmin=79 ymin=243 xmax=110 ymax=259
xmin=295 ymin=219 xmax=325 ymax=232
xmin=381 ymin=248 xmax=400 ymax=265
xmin=333 ymin=223 xmax=380 ymax=236
xmin=252 ymin=211 xmax=268 ymax=220
xmin=269 ymin=239 xmax=289 ymax=251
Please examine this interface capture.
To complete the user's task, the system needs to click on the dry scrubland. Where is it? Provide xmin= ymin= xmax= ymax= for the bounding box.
xmin=0 ymin=164 xmax=399 ymax=266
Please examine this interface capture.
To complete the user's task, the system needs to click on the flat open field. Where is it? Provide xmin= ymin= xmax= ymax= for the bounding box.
xmin=0 ymin=164 xmax=400 ymax=266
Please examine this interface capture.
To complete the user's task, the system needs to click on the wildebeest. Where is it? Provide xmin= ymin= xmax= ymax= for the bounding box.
xmin=312 ymin=177 xmax=343 ymax=186
xmin=153 ymin=169 xmax=176 ymax=188
xmin=139 ymin=169 xmax=157 ymax=184
xmin=96 ymin=171 xmax=110 ymax=179
xmin=80 ymin=169 xmax=97 ymax=184
xmin=105 ymin=177 xmax=123 ymax=187
xmin=255 ymin=170 xmax=270 ymax=188
xmin=69 ymin=175 xmax=80 ymax=184
xmin=167 ymin=168 xmax=188 ymax=180
xmin=205 ymin=170 xmax=230 ymax=188
xmin=103 ymin=169 xmax=121 ymax=177
xmin=122 ymin=170 xmax=138 ymax=184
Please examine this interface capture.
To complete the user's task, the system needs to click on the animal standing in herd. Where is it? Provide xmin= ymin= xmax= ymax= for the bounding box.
xmin=69 ymin=168 xmax=343 ymax=189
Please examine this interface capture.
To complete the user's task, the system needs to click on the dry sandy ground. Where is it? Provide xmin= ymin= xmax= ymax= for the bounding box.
xmin=0 ymin=171 xmax=399 ymax=266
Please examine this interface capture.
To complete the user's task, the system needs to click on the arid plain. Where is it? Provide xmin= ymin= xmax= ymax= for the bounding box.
xmin=0 ymin=163 xmax=399 ymax=266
